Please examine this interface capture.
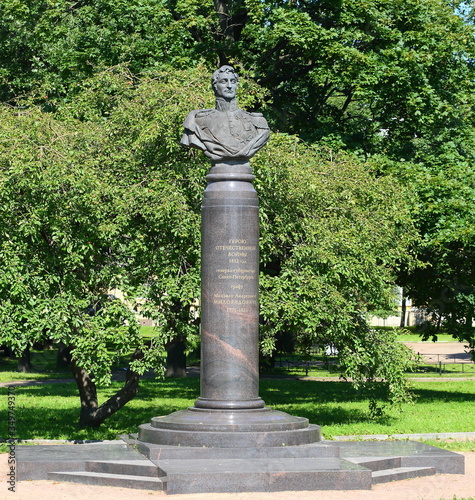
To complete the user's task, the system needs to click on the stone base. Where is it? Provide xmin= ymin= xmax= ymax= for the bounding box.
xmin=136 ymin=439 xmax=371 ymax=494
xmin=155 ymin=456 xmax=370 ymax=494
xmin=137 ymin=407 xmax=321 ymax=447
xmin=16 ymin=439 xmax=465 ymax=495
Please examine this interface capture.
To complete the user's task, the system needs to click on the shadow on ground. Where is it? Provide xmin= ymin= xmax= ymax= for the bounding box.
xmin=1 ymin=377 xmax=474 ymax=441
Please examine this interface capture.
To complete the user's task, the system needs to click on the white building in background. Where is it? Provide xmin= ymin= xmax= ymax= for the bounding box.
xmin=369 ymin=288 xmax=429 ymax=327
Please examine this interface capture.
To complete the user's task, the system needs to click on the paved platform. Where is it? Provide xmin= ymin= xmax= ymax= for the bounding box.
xmin=14 ymin=437 xmax=464 ymax=495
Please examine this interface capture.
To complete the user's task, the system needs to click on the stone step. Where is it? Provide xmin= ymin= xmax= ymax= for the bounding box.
xmin=119 ymin=434 xmax=138 ymax=445
xmin=138 ymin=441 xmax=340 ymax=461
xmin=372 ymin=466 xmax=436 ymax=484
xmin=138 ymin=421 xmax=322 ymax=448
xmin=48 ymin=471 xmax=166 ymax=490
xmin=329 ymin=440 xmax=465 ymax=475
xmin=348 ymin=456 xmax=402 ymax=471
xmin=85 ymin=459 xmax=162 ymax=477
xmin=155 ymin=457 xmax=372 ymax=494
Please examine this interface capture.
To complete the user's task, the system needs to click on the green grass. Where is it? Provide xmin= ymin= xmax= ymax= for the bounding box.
xmin=0 ymin=371 xmax=68 ymax=382
xmin=139 ymin=325 xmax=158 ymax=339
xmin=261 ymin=379 xmax=475 ymax=439
xmin=1 ymin=377 xmax=474 ymax=448
xmin=0 ymin=352 xmax=71 ymax=383
xmin=396 ymin=333 xmax=459 ymax=342
xmin=374 ymin=326 xmax=466 ymax=343
xmin=1 ymin=341 xmax=474 ymax=452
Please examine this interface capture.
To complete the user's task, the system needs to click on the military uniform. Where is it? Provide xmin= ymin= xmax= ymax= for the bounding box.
xmin=180 ymin=98 xmax=270 ymax=161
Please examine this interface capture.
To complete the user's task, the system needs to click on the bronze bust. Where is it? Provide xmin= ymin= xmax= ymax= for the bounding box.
xmin=180 ymin=66 xmax=270 ymax=161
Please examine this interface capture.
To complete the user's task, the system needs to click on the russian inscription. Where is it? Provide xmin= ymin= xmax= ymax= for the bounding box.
xmin=212 ymin=238 xmax=258 ymax=314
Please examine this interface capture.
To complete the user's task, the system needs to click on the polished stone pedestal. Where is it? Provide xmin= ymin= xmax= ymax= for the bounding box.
xmin=137 ymin=160 xmax=322 ymax=449
xmin=138 ymin=408 xmax=321 ymax=448
xmin=197 ymin=160 xmax=262 ymax=411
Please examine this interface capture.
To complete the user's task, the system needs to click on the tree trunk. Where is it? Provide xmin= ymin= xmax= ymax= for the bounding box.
xmin=56 ymin=342 xmax=72 ymax=370
xmin=71 ymin=349 xmax=143 ymax=428
xmin=436 ymin=313 xmax=442 ymax=330
xmin=165 ymin=341 xmax=187 ymax=378
xmin=2 ymin=345 xmax=14 ymax=357
xmin=17 ymin=346 xmax=33 ymax=372
xmin=213 ymin=0 xmax=248 ymax=65
xmin=71 ymin=359 xmax=99 ymax=427
xmin=400 ymin=296 xmax=407 ymax=328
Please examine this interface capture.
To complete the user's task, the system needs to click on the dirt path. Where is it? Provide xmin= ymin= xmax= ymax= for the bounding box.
xmin=404 ymin=341 xmax=472 ymax=363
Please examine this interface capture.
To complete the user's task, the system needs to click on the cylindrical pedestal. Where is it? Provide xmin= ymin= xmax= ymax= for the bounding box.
xmin=196 ymin=160 xmax=263 ymax=410
xmin=137 ymin=160 xmax=321 ymax=448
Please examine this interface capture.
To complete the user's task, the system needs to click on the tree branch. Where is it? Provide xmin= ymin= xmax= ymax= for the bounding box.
xmin=213 ymin=0 xmax=248 ymax=42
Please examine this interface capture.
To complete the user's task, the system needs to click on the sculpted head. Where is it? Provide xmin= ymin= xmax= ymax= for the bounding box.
xmin=212 ymin=65 xmax=239 ymax=100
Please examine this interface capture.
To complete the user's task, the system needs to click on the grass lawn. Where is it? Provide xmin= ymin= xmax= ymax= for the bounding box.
xmin=372 ymin=326 xmax=463 ymax=343
xmin=0 ymin=355 xmax=70 ymax=383
xmin=1 ymin=337 xmax=474 ymax=453
xmin=395 ymin=333 xmax=460 ymax=342
xmin=1 ymin=377 xmax=474 ymax=452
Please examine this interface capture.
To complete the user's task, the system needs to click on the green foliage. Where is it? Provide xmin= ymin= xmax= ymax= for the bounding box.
xmin=206 ymin=0 xmax=475 ymax=157
xmin=339 ymin=328 xmax=420 ymax=416
xmin=3 ymin=0 xmax=475 ymax=161
xmin=383 ymin=129 xmax=475 ymax=349
xmin=0 ymin=64 xmax=419 ymax=417
xmin=253 ymin=138 xmax=419 ymax=412
xmin=1 ymin=0 xmax=475 ymax=422
xmin=0 ymin=0 xmax=196 ymax=102
xmin=0 ymin=66 xmax=212 ymax=385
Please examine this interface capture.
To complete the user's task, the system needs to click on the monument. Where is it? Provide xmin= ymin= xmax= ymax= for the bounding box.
xmin=137 ymin=65 xmax=321 ymax=447
xmin=13 ymin=66 xmax=465 ymax=496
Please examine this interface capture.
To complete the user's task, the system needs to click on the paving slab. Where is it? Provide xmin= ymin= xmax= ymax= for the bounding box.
xmin=332 ymin=440 xmax=465 ymax=474
xmin=4 ymin=451 xmax=475 ymax=500
xmin=13 ymin=437 xmax=465 ymax=495
xmin=16 ymin=442 xmax=148 ymax=480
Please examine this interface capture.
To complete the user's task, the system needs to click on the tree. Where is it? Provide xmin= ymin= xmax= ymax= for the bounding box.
xmin=392 ymin=136 xmax=475 ymax=351
xmin=253 ymin=137 xmax=420 ymax=412
xmin=2 ymin=0 xmax=471 ymax=420
xmin=0 ymin=67 xmax=206 ymax=426
xmin=0 ymin=0 xmax=195 ymax=102
xmin=157 ymin=1 xmax=475 ymax=155
xmin=0 ymin=65 xmax=419 ymax=421
xmin=3 ymin=1 xmax=475 ymax=156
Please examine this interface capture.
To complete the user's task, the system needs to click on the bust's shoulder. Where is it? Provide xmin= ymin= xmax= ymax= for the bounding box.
xmin=234 ymin=110 xmax=262 ymax=117
xmin=183 ymin=108 xmax=215 ymax=129
xmin=246 ymin=111 xmax=268 ymax=129
xmin=195 ymin=108 xmax=216 ymax=118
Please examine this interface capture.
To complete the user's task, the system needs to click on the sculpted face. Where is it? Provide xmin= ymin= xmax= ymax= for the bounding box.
xmin=213 ymin=70 xmax=238 ymax=100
